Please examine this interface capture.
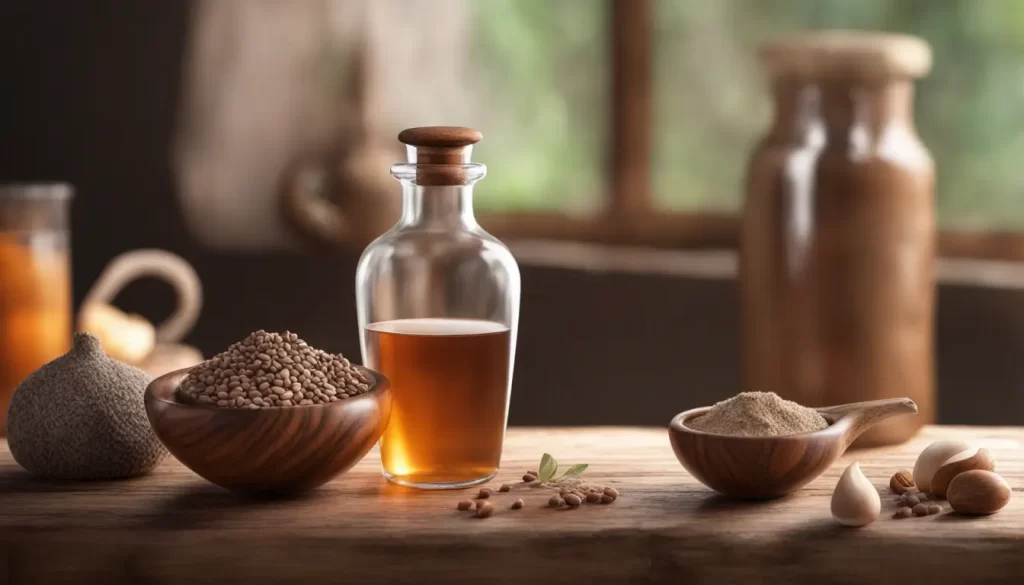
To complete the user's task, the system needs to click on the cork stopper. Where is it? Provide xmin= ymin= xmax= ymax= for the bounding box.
xmin=760 ymin=31 xmax=932 ymax=81
xmin=395 ymin=126 xmax=484 ymax=186
xmin=398 ymin=126 xmax=482 ymax=164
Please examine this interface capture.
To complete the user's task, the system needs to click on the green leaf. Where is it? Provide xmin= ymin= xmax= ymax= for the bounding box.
xmin=559 ymin=463 xmax=588 ymax=479
xmin=538 ymin=453 xmax=558 ymax=482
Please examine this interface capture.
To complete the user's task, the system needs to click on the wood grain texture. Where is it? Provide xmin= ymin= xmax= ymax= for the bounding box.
xmin=144 ymin=366 xmax=391 ymax=495
xmin=670 ymin=398 xmax=918 ymax=498
xmin=1 ymin=426 xmax=1023 ymax=584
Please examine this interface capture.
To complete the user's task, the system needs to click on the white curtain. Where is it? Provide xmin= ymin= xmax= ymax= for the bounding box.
xmin=173 ymin=0 xmax=471 ymax=250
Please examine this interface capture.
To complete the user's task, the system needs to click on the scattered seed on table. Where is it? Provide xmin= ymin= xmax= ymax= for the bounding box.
xmin=601 ymin=494 xmax=615 ymax=504
xmin=559 ymin=488 xmax=569 ymax=497
xmin=912 ymin=503 xmax=929 ymax=517
xmin=586 ymin=492 xmax=601 ymax=503
xmin=478 ymin=488 xmax=492 ymax=499
xmin=927 ymin=504 xmax=942 ymax=515
xmin=499 ymin=484 xmax=512 ymax=492
xmin=565 ymin=494 xmax=582 ymax=507
xmin=603 ymin=487 xmax=620 ymax=498
xmin=475 ymin=500 xmax=487 ymax=511
xmin=527 ymin=470 xmax=538 ymax=477
xmin=549 ymin=496 xmax=564 ymax=508
xmin=511 ymin=499 xmax=524 ymax=510
xmin=893 ymin=507 xmax=913 ymax=519
xmin=477 ymin=502 xmax=494 ymax=518
xmin=457 ymin=500 xmax=474 ymax=511
xmin=902 ymin=494 xmax=921 ymax=507
xmin=523 ymin=474 xmax=537 ymax=483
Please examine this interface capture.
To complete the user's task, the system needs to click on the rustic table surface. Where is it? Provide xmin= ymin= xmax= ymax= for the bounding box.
xmin=1 ymin=426 xmax=1022 ymax=584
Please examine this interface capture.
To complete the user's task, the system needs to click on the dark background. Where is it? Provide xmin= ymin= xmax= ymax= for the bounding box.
xmin=2 ymin=1 xmax=1022 ymax=427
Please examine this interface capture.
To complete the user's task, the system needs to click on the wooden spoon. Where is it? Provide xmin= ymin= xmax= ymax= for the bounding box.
xmin=669 ymin=397 xmax=917 ymax=499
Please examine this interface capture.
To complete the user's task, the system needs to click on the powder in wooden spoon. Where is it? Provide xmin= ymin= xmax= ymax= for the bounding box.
xmin=688 ymin=392 xmax=828 ymax=436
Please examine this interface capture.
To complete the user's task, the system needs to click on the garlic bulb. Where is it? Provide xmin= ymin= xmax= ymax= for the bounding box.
xmin=831 ymin=462 xmax=881 ymax=527
xmin=913 ymin=440 xmax=971 ymax=493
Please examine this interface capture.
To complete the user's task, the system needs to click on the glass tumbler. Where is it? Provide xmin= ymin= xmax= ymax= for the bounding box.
xmin=0 ymin=184 xmax=74 ymax=435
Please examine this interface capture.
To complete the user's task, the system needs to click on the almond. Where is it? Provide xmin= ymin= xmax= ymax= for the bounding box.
xmin=889 ymin=470 xmax=915 ymax=494
xmin=947 ymin=470 xmax=1011 ymax=515
xmin=929 ymin=448 xmax=996 ymax=498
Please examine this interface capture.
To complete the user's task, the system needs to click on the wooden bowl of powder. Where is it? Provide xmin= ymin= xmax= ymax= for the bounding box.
xmin=669 ymin=393 xmax=917 ymax=499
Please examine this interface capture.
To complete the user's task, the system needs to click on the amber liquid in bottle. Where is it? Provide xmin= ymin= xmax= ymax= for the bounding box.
xmin=365 ymin=318 xmax=511 ymax=487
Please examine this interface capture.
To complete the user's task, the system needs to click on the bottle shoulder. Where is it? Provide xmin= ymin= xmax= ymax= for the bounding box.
xmin=357 ymin=226 xmax=519 ymax=275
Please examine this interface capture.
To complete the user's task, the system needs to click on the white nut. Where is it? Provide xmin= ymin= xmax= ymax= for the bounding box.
xmin=913 ymin=440 xmax=971 ymax=493
xmin=831 ymin=462 xmax=881 ymax=527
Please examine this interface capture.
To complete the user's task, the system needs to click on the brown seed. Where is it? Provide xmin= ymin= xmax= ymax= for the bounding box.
xmin=499 ymin=484 xmax=512 ymax=492
xmin=586 ymin=492 xmax=601 ymax=503
xmin=476 ymin=502 xmax=494 ymax=518
xmin=600 ymin=494 xmax=615 ymax=504
xmin=456 ymin=500 xmax=474 ymax=511
xmin=912 ymin=503 xmax=929 ymax=517
xmin=902 ymin=494 xmax=921 ymax=507
xmin=523 ymin=474 xmax=537 ymax=483
xmin=548 ymin=496 xmax=564 ymax=508
xmin=527 ymin=470 xmax=538 ymax=477
xmin=893 ymin=506 xmax=913 ymax=519
xmin=603 ymin=487 xmax=620 ymax=498
xmin=565 ymin=494 xmax=582 ymax=507
xmin=559 ymin=488 xmax=569 ymax=497
xmin=475 ymin=499 xmax=486 ymax=510
xmin=478 ymin=488 xmax=492 ymax=499
xmin=890 ymin=470 xmax=915 ymax=494
xmin=511 ymin=499 xmax=524 ymax=510
xmin=927 ymin=504 xmax=942 ymax=515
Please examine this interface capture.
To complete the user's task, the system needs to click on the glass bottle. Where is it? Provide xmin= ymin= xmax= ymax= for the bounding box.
xmin=741 ymin=33 xmax=935 ymax=447
xmin=356 ymin=127 xmax=520 ymax=489
xmin=0 ymin=184 xmax=74 ymax=435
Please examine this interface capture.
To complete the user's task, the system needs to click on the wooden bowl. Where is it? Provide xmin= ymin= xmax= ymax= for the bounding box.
xmin=144 ymin=366 xmax=391 ymax=495
xmin=669 ymin=398 xmax=917 ymax=499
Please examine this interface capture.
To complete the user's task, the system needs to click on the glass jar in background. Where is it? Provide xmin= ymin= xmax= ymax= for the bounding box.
xmin=0 ymin=184 xmax=74 ymax=435
xmin=357 ymin=127 xmax=520 ymax=489
xmin=741 ymin=33 xmax=935 ymax=447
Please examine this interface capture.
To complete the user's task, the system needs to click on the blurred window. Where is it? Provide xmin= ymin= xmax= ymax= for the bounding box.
xmin=471 ymin=0 xmax=1024 ymax=258
xmin=469 ymin=0 xmax=608 ymax=214
xmin=653 ymin=0 xmax=1024 ymax=231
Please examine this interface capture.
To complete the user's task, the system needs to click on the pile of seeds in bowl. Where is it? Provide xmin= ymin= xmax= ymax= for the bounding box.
xmin=180 ymin=330 xmax=371 ymax=408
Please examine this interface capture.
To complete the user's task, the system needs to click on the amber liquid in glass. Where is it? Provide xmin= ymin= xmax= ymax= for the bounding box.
xmin=365 ymin=318 xmax=511 ymax=488
xmin=0 ymin=232 xmax=72 ymax=434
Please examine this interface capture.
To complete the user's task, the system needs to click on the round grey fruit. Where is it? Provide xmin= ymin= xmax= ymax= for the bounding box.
xmin=8 ymin=332 xmax=167 ymax=479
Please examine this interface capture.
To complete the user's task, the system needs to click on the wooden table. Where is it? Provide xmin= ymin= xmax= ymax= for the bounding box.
xmin=1 ymin=426 xmax=1022 ymax=584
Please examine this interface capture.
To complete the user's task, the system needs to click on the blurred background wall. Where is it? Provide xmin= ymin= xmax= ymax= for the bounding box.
xmin=2 ymin=0 xmax=1023 ymax=426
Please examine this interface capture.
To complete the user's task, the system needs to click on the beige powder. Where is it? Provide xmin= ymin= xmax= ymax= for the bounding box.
xmin=688 ymin=392 xmax=828 ymax=437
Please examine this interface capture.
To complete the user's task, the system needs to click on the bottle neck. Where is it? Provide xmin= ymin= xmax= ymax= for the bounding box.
xmin=767 ymin=78 xmax=823 ymax=145
xmin=821 ymin=79 xmax=915 ymax=146
xmin=398 ymin=183 xmax=478 ymax=230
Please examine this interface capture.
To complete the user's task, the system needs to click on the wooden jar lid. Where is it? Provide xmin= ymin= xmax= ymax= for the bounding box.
xmin=396 ymin=126 xmax=484 ymax=185
xmin=760 ymin=31 xmax=932 ymax=81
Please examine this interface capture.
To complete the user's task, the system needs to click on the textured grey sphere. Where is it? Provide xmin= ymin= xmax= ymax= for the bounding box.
xmin=8 ymin=332 xmax=167 ymax=479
